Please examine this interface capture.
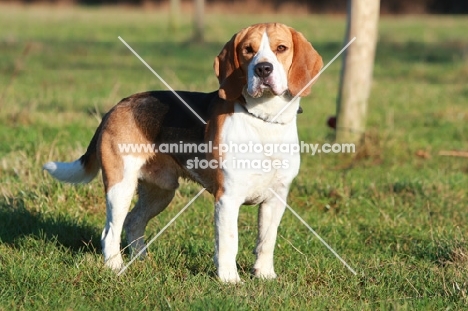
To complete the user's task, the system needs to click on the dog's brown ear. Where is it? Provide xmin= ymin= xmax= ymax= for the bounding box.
xmin=214 ymin=32 xmax=246 ymax=101
xmin=287 ymin=28 xmax=323 ymax=97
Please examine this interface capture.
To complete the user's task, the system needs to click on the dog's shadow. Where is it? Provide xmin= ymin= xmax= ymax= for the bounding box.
xmin=0 ymin=195 xmax=101 ymax=253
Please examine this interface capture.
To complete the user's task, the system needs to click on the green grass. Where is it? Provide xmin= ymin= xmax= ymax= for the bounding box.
xmin=1 ymin=5 xmax=467 ymax=310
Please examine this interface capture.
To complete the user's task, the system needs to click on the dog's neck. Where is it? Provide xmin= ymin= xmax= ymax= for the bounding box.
xmin=240 ymin=89 xmax=300 ymax=125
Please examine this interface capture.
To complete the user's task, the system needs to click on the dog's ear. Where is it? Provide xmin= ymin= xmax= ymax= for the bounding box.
xmin=214 ymin=32 xmax=246 ymax=101
xmin=287 ymin=28 xmax=323 ymax=97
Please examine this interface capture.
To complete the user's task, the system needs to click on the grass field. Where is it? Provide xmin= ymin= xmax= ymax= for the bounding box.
xmin=0 ymin=5 xmax=467 ymax=310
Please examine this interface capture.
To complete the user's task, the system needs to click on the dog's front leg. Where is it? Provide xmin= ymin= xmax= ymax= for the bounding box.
xmin=252 ymin=188 xmax=288 ymax=279
xmin=214 ymin=196 xmax=242 ymax=283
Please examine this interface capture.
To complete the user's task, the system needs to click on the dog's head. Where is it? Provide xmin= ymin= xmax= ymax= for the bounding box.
xmin=214 ymin=23 xmax=323 ymax=101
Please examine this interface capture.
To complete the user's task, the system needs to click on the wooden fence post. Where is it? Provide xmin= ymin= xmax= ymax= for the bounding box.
xmin=193 ymin=0 xmax=205 ymax=43
xmin=335 ymin=0 xmax=380 ymax=143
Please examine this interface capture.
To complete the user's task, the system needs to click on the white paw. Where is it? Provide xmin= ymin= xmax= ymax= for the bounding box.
xmin=104 ymin=255 xmax=123 ymax=272
xmin=252 ymin=267 xmax=277 ymax=280
xmin=218 ymin=268 xmax=242 ymax=283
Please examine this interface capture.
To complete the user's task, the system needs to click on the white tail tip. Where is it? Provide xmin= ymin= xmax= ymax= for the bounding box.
xmin=43 ymin=160 xmax=94 ymax=184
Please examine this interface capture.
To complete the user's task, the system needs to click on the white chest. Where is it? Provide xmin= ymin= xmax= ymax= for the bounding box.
xmin=218 ymin=103 xmax=301 ymax=203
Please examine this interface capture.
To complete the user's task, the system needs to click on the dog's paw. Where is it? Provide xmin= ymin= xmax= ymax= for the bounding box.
xmin=218 ymin=268 xmax=242 ymax=283
xmin=104 ymin=255 xmax=124 ymax=272
xmin=252 ymin=267 xmax=277 ymax=280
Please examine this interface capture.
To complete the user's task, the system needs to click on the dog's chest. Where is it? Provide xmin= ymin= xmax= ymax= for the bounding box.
xmin=218 ymin=104 xmax=300 ymax=202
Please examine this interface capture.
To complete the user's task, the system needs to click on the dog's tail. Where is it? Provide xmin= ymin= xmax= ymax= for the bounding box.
xmin=43 ymin=120 xmax=103 ymax=184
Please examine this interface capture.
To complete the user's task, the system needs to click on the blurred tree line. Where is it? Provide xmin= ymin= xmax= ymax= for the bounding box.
xmin=6 ymin=0 xmax=468 ymax=14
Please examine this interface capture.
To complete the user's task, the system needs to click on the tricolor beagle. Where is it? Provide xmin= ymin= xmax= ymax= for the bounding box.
xmin=44 ymin=23 xmax=322 ymax=283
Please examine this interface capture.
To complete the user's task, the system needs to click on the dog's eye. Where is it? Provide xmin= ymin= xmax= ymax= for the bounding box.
xmin=244 ymin=46 xmax=254 ymax=54
xmin=277 ymin=45 xmax=287 ymax=53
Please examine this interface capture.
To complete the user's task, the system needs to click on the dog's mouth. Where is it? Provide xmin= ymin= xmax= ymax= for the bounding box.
xmin=257 ymin=83 xmax=271 ymax=94
xmin=250 ymin=85 xmax=273 ymax=98
xmin=261 ymin=82 xmax=279 ymax=93
xmin=260 ymin=81 xmax=271 ymax=89
xmin=254 ymin=80 xmax=283 ymax=96
xmin=247 ymin=77 xmax=287 ymax=98
xmin=260 ymin=81 xmax=288 ymax=97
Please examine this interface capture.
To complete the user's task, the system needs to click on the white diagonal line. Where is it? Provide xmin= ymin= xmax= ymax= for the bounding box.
xmin=118 ymin=36 xmax=207 ymax=125
xmin=118 ymin=187 xmax=206 ymax=276
xmin=268 ymin=188 xmax=357 ymax=275
xmin=271 ymin=37 xmax=357 ymax=122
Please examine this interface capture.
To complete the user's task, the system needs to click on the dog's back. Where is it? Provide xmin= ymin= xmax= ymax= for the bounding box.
xmin=43 ymin=90 xmax=218 ymax=185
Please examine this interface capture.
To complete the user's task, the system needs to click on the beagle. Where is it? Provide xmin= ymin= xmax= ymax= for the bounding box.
xmin=44 ymin=23 xmax=322 ymax=283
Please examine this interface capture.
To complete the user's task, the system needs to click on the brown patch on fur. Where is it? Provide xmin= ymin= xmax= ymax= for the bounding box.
xmin=79 ymin=114 xmax=106 ymax=177
xmin=287 ymin=27 xmax=323 ymax=97
xmin=130 ymin=92 xmax=168 ymax=140
xmin=98 ymin=104 xmax=139 ymax=190
xmin=140 ymin=154 xmax=183 ymax=191
xmin=204 ymin=97 xmax=235 ymax=200
xmin=96 ymin=94 xmax=172 ymax=190
xmin=214 ymin=30 xmax=247 ymax=101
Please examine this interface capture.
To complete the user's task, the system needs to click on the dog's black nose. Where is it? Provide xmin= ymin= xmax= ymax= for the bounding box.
xmin=254 ymin=62 xmax=273 ymax=78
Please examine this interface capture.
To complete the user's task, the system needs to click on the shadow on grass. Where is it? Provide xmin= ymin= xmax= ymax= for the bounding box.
xmin=411 ymin=239 xmax=468 ymax=266
xmin=0 ymin=196 xmax=101 ymax=254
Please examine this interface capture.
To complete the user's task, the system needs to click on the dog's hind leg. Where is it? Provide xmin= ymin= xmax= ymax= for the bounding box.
xmin=124 ymin=181 xmax=175 ymax=259
xmin=101 ymin=155 xmax=145 ymax=271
